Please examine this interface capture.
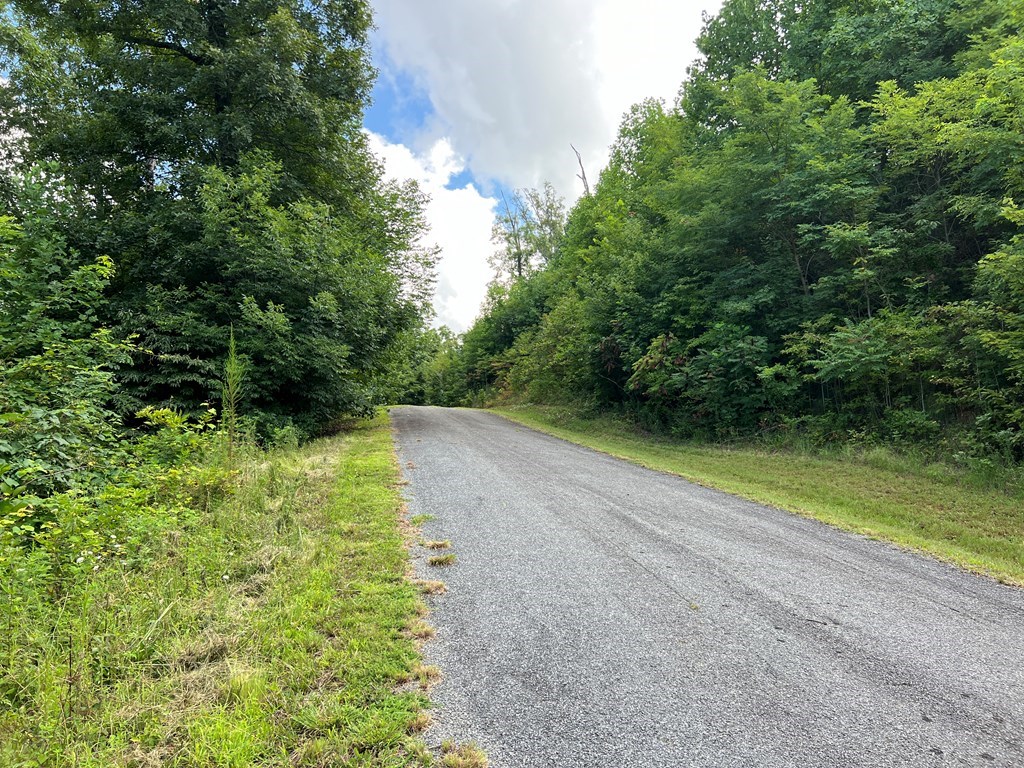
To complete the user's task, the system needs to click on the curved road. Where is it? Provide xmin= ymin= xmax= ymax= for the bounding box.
xmin=392 ymin=406 xmax=1024 ymax=767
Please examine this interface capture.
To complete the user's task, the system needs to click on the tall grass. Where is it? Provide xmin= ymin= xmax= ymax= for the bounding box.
xmin=0 ymin=413 xmax=433 ymax=766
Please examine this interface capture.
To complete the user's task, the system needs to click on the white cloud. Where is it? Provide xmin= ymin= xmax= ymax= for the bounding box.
xmin=367 ymin=0 xmax=724 ymax=330
xmin=370 ymin=0 xmax=722 ymax=199
xmin=592 ymin=2 xmax=720 ymax=126
xmin=367 ymin=131 xmax=496 ymax=332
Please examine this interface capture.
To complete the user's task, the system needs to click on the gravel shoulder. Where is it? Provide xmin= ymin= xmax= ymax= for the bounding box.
xmin=392 ymin=406 xmax=1024 ymax=768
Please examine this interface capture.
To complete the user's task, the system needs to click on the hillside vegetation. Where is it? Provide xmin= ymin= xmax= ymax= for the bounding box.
xmin=421 ymin=0 xmax=1024 ymax=475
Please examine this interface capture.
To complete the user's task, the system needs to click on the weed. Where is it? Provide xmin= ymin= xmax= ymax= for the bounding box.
xmin=410 ymin=514 xmax=435 ymax=526
xmin=222 ymin=326 xmax=246 ymax=460
xmin=406 ymin=738 xmax=433 ymax=763
xmin=0 ymin=412 xmax=432 ymax=765
xmin=428 ymin=553 xmax=457 ymax=567
xmin=423 ymin=539 xmax=451 ymax=550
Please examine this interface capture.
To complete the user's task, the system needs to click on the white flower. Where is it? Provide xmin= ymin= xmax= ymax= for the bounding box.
xmin=75 ymin=556 xmax=85 ymax=564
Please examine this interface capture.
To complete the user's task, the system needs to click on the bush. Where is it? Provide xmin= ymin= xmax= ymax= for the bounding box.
xmin=0 ymin=170 xmax=132 ymax=496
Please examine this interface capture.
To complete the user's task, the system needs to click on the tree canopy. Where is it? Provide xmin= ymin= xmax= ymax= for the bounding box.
xmin=1 ymin=0 xmax=436 ymax=435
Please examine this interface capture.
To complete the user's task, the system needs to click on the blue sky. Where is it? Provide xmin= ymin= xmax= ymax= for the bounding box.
xmin=365 ymin=68 xmax=433 ymax=147
xmin=365 ymin=0 xmax=723 ymax=331
xmin=366 ymin=70 xmax=486 ymax=195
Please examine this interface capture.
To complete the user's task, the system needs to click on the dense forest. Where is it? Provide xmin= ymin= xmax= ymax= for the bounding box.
xmin=423 ymin=0 xmax=1024 ymax=463
xmin=1 ymin=0 xmax=437 ymax=488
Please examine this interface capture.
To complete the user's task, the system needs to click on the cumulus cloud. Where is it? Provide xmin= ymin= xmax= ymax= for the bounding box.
xmin=372 ymin=0 xmax=603 ymax=197
xmin=367 ymin=131 xmax=496 ymax=332
xmin=371 ymin=0 xmax=722 ymax=199
xmin=367 ymin=1 xmax=723 ymax=330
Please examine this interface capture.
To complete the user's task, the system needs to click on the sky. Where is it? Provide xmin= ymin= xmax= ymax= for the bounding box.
xmin=365 ymin=0 xmax=724 ymax=332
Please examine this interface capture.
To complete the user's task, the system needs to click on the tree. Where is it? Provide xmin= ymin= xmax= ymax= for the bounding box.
xmin=489 ymin=184 xmax=566 ymax=283
xmin=1 ymin=0 xmax=435 ymax=432
xmin=3 ymin=0 xmax=375 ymax=207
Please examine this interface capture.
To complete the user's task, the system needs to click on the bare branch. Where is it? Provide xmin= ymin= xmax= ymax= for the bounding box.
xmin=571 ymin=144 xmax=590 ymax=197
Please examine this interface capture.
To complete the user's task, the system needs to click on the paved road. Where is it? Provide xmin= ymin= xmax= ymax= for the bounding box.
xmin=391 ymin=406 xmax=1024 ymax=768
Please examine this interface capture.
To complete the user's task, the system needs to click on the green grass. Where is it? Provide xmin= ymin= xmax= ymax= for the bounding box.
xmin=494 ymin=405 xmax=1024 ymax=586
xmin=1 ymin=412 xmax=434 ymax=766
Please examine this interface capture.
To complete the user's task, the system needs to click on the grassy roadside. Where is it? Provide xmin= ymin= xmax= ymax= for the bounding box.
xmin=494 ymin=405 xmax=1024 ymax=586
xmin=1 ymin=412 xmax=437 ymax=767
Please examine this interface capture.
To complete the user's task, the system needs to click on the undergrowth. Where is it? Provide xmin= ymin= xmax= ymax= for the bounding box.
xmin=0 ymin=411 xmax=435 ymax=766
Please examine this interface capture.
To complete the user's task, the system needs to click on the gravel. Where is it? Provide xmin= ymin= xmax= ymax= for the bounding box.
xmin=391 ymin=406 xmax=1024 ymax=768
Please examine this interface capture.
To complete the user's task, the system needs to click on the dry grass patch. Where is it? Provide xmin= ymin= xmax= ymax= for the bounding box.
xmin=412 ymin=664 xmax=442 ymax=689
xmin=408 ymin=711 xmax=433 ymax=733
xmin=408 ymin=620 xmax=436 ymax=640
xmin=171 ymin=630 xmax=235 ymax=671
xmin=440 ymin=741 xmax=489 ymax=767
xmin=428 ymin=553 xmax=457 ymax=567
xmin=412 ymin=579 xmax=447 ymax=595
xmin=423 ymin=539 xmax=451 ymax=550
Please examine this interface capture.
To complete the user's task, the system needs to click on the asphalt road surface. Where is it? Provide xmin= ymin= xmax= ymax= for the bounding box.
xmin=391 ymin=406 xmax=1024 ymax=768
